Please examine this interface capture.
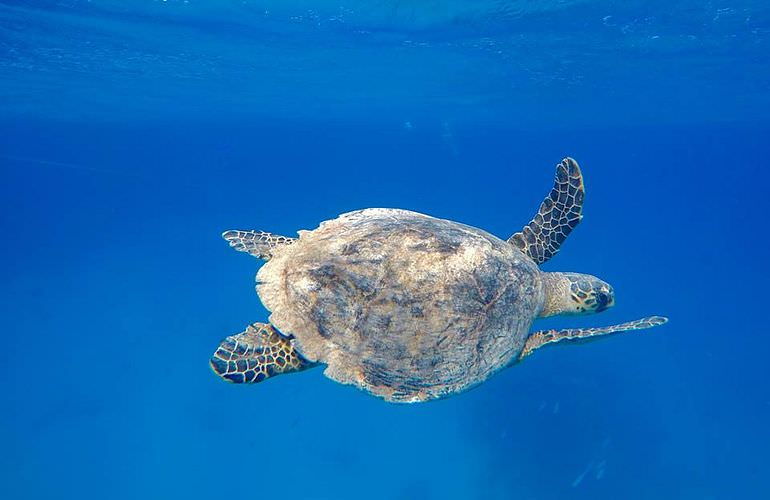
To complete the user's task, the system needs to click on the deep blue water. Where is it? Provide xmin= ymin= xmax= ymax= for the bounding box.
xmin=2 ymin=1 xmax=769 ymax=499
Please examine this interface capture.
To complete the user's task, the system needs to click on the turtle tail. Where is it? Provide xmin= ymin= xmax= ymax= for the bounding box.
xmin=210 ymin=323 xmax=315 ymax=383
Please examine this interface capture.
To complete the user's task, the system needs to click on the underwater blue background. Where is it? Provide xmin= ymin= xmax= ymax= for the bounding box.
xmin=2 ymin=1 xmax=769 ymax=499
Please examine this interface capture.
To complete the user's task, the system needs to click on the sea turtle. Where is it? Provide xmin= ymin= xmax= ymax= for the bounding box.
xmin=210 ymin=158 xmax=667 ymax=403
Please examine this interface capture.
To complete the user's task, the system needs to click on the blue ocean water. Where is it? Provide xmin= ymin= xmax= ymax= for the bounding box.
xmin=2 ymin=1 xmax=769 ymax=499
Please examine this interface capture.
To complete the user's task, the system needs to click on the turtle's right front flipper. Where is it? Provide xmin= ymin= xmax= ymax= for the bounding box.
xmin=222 ymin=230 xmax=295 ymax=260
xmin=519 ymin=316 xmax=668 ymax=360
xmin=210 ymin=323 xmax=315 ymax=383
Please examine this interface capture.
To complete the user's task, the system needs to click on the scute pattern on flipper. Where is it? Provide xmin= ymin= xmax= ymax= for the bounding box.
xmin=222 ymin=230 xmax=295 ymax=260
xmin=209 ymin=323 xmax=313 ymax=383
xmin=509 ymin=157 xmax=584 ymax=264
xmin=519 ymin=316 xmax=668 ymax=359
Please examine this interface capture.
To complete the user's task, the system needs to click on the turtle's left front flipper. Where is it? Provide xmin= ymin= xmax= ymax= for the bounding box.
xmin=519 ymin=316 xmax=668 ymax=360
xmin=509 ymin=157 xmax=584 ymax=264
xmin=210 ymin=323 xmax=316 ymax=383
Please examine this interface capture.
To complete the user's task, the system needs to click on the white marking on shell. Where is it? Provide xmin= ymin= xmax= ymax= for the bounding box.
xmin=295 ymin=276 xmax=320 ymax=293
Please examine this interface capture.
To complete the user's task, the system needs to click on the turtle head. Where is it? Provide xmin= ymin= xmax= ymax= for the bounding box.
xmin=539 ymin=272 xmax=615 ymax=318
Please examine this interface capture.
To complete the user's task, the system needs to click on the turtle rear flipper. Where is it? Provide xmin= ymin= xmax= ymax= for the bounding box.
xmin=509 ymin=157 xmax=584 ymax=264
xmin=210 ymin=323 xmax=315 ymax=383
xmin=519 ymin=316 xmax=668 ymax=360
xmin=222 ymin=230 xmax=295 ymax=260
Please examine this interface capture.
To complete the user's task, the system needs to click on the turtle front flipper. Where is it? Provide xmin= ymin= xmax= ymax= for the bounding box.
xmin=222 ymin=230 xmax=295 ymax=260
xmin=210 ymin=323 xmax=315 ymax=383
xmin=509 ymin=157 xmax=584 ymax=264
xmin=519 ymin=316 xmax=668 ymax=360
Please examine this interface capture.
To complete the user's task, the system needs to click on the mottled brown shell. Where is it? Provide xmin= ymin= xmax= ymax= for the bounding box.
xmin=256 ymin=209 xmax=544 ymax=402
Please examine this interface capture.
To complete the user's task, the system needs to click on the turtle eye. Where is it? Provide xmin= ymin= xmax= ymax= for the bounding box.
xmin=595 ymin=291 xmax=610 ymax=311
